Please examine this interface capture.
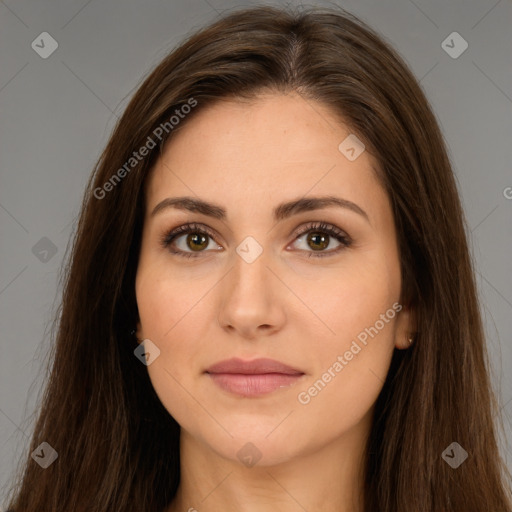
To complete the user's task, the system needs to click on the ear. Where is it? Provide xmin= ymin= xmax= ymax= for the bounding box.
xmin=394 ymin=303 xmax=416 ymax=350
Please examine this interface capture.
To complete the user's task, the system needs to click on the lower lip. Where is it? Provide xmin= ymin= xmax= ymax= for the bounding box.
xmin=207 ymin=372 xmax=304 ymax=397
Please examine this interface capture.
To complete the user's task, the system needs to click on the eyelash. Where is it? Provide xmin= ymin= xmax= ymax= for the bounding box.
xmin=159 ymin=221 xmax=352 ymax=259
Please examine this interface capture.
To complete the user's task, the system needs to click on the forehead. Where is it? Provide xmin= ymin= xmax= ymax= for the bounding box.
xmin=145 ymin=93 xmax=386 ymax=222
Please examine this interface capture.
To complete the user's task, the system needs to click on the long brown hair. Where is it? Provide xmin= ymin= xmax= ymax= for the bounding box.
xmin=5 ymin=5 xmax=511 ymax=511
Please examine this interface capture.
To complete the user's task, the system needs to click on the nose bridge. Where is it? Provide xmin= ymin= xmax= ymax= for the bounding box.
xmin=229 ymin=238 xmax=272 ymax=302
xmin=217 ymin=236 xmax=285 ymax=335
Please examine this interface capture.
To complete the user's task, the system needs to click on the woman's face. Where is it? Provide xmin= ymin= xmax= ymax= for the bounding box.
xmin=135 ymin=92 xmax=412 ymax=466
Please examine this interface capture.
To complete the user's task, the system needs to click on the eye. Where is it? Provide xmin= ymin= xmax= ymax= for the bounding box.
xmin=159 ymin=222 xmax=221 ymax=259
xmin=159 ymin=221 xmax=352 ymax=259
xmin=289 ymin=221 xmax=352 ymax=258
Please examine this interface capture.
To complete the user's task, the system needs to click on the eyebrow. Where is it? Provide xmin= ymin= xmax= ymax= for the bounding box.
xmin=150 ymin=195 xmax=370 ymax=223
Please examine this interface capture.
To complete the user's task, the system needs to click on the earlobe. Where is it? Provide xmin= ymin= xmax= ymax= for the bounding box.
xmin=394 ymin=304 xmax=416 ymax=350
xmin=132 ymin=322 xmax=143 ymax=344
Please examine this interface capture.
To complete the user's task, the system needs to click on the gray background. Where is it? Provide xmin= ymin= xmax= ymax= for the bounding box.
xmin=1 ymin=0 xmax=511 ymax=505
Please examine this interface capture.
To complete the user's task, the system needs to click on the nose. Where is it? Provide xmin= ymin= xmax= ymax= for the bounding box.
xmin=217 ymin=244 xmax=286 ymax=340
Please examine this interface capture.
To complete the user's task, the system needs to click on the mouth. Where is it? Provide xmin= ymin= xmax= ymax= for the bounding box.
xmin=205 ymin=357 xmax=305 ymax=397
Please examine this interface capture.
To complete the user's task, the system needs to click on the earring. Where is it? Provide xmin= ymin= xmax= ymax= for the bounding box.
xmin=408 ymin=334 xmax=414 ymax=345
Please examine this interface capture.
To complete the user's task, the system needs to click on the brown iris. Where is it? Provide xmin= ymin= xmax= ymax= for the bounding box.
xmin=307 ymin=232 xmax=329 ymax=251
xmin=187 ymin=233 xmax=209 ymax=251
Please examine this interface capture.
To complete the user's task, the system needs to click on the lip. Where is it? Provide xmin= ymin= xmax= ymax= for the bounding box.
xmin=205 ymin=358 xmax=305 ymax=397
xmin=206 ymin=357 xmax=303 ymax=375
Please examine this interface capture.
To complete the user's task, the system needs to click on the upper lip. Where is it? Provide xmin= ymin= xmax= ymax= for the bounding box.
xmin=205 ymin=357 xmax=304 ymax=375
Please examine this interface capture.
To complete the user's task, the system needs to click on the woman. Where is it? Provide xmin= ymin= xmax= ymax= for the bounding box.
xmin=5 ymin=5 xmax=512 ymax=511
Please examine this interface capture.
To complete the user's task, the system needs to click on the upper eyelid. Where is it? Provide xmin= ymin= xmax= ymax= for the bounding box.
xmin=291 ymin=222 xmax=348 ymax=239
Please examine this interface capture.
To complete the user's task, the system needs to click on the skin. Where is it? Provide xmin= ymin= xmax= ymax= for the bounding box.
xmin=135 ymin=91 xmax=414 ymax=512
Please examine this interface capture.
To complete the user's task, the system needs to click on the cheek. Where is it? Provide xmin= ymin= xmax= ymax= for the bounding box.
xmin=294 ymin=299 xmax=398 ymax=440
xmin=136 ymin=261 xmax=204 ymax=338
xmin=289 ymin=257 xmax=399 ymax=421
xmin=295 ymin=349 xmax=390 ymax=446
xmin=135 ymin=266 xmax=218 ymax=427
xmin=288 ymin=255 xmax=399 ymax=350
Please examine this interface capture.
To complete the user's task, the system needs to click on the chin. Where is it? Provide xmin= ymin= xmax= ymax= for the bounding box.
xmin=197 ymin=421 xmax=312 ymax=468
